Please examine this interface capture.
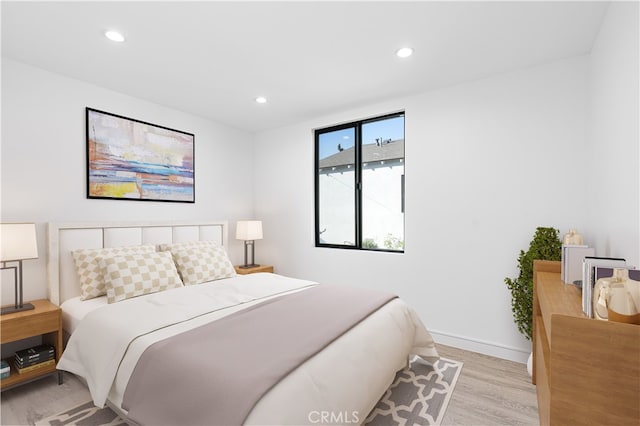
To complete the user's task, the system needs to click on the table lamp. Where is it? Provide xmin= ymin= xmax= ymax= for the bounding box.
xmin=1 ymin=223 xmax=38 ymax=315
xmin=236 ymin=221 xmax=263 ymax=268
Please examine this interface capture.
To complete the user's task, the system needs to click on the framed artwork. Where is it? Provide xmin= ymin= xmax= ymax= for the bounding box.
xmin=86 ymin=108 xmax=195 ymax=203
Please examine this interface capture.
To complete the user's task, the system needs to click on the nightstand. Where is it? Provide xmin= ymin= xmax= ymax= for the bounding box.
xmin=234 ymin=265 xmax=274 ymax=275
xmin=0 ymin=299 xmax=63 ymax=390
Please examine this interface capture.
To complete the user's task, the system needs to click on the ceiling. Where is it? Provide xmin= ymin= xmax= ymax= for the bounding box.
xmin=2 ymin=1 xmax=609 ymax=133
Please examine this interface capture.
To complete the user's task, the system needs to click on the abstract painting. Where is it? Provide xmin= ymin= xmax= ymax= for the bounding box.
xmin=86 ymin=108 xmax=195 ymax=203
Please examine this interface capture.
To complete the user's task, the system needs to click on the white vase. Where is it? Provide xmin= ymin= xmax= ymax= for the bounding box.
xmin=527 ymin=352 xmax=533 ymax=376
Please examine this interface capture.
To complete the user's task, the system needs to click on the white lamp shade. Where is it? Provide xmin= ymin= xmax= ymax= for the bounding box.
xmin=236 ymin=221 xmax=263 ymax=241
xmin=0 ymin=223 xmax=38 ymax=261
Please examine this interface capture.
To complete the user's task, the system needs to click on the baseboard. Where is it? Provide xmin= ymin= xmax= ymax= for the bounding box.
xmin=429 ymin=330 xmax=530 ymax=364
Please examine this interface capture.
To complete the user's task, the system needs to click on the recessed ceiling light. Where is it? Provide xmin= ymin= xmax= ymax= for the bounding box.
xmin=396 ymin=47 xmax=413 ymax=58
xmin=105 ymin=31 xmax=125 ymax=43
xmin=255 ymin=96 xmax=267 ymax=104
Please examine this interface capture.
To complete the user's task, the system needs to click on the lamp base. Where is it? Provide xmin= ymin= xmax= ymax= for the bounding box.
xmin=238 ymin=264 xmax=261 ymax=269
xmin=1 ymin=303 xmax=35 ymax=315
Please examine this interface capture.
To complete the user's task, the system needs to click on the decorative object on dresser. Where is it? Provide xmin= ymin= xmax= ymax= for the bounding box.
xmin=86 ymin=108 xmax=195 ymax=203
xmin=581 ymin=256 xmax=627 ymax=318
xmin=0 ymin=223 xmax=39 ymax=315
xmin=236 ymin=220 xmax=263 ymax=268
xmin=0 ymin=300 xmax=63 ymax=390
xmin=592 ymin=268 xmax=640 ymax=324
xmin=561 ymin=228 xmax=584 ymax=245
xmin=532 ymin=260 xmax=640 ymax=425
xmin=560 ymin=226 xmax=592 ymax=285
xmin=234 ymin=264 xmax=274 ymax=275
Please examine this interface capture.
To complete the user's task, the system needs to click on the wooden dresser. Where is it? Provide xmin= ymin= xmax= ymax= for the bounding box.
xmin=532 ymin=260 xmax=640 ymax=425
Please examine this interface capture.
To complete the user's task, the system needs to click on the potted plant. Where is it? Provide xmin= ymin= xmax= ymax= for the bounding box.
xmin=504 ymin=227 xmax=562 ymax=373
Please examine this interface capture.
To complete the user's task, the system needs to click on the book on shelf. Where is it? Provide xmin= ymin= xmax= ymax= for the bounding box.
xmin=561 ymin=245 xmax=594 ymax=285
xmin=15 ymin=351 xmax=54 ymax=369
xmin=13 ymin=358 xmax=55 ymax=375
xmin=15 ymin=347 xmax=54 ymax=360
xmin=15 ymin=343 xmax=54 ymax=359
xmin=14 ymin=344 xmax=54 ymax=366
xmin=582 ymin=256 xmax=627 ymax=318
xmin=1 ymin=360 xmax=9 ymax=379
xmin=15 ymin=354 xmax=54 ymax=369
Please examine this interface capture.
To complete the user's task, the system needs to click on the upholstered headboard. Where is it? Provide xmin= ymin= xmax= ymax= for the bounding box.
xmin=47 ymin=221 xmax=229 ymax=305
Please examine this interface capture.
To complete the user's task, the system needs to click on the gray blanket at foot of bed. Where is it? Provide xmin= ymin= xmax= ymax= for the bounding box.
xmin=122 ymin=284 xmax=397 ymax=426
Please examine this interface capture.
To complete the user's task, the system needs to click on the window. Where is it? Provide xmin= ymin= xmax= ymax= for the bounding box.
xmin=315 ymin=112 xmax=405 ymax=252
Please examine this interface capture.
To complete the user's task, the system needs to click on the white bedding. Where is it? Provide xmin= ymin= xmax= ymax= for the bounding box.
xmin=61 ymin=295 xmax=107 ymax=334
xmin=58 ymin=273 xmax=439 ymax=425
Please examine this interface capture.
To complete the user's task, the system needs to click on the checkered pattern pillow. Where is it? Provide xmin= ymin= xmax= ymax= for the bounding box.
xmin=72 ymin=245 xmax=156 ymax=300
xmin=170 ymin=245 xmax=236 ymax=285
xmin=101 ymin=251 xmax=184 ymax=303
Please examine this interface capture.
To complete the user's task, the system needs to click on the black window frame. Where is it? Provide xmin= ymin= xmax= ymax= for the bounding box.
xmin=314 ymin=111 xmax=405 ymax=253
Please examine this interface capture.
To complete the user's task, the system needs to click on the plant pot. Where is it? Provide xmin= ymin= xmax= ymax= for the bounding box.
xmin=527 ymin=352 xmax=533 ymax=376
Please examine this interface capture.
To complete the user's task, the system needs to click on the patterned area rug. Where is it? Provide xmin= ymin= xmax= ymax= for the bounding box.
xmin=37 ymin=358 xmax=462 ymax=426
xmin=365 ymin=358 xmax=463 ymax=425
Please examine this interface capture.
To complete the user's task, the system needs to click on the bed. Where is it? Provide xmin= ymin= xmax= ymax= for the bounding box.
xmin=48 ymin=221 xmax=439 ymax=425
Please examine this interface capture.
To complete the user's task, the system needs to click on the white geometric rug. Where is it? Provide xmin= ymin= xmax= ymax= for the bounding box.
xmin=365 ymin=357 xmax=463 ymax=425
xmin=37 ymin=358 xmax=462 ymax=426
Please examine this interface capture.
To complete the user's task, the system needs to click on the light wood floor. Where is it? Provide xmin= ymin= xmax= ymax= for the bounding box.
xmin=0 ymin=344 xmax=538 ymax=425
xmin=438 ymin=345 xmax=539 ymax=425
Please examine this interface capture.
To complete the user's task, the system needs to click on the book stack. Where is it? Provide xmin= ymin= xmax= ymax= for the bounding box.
xmin=1 ymin=360 xmax=9 ymax=379
xmin=13 ymin=344 xmax=55 ymax=374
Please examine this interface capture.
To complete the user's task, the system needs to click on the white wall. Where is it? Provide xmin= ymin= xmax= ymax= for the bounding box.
xmin=587 ymin=1 xmax=640 ymax=265
xmin=1 ymin=59 xmax=255 ymax=304
xmin=253 ymin=56 xmax=591 ymax=362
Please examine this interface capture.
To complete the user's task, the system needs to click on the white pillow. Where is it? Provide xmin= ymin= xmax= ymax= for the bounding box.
xmin=170 ymin=245 xmax=236 ymax=285
xmin=101 ymin=251 xmax=184 ymax=303
xmin=72 ymin=245 xmax=156 ymax=300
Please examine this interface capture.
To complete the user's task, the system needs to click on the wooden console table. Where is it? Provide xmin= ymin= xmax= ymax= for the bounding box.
xmin=532 ymin=260 xmax=640 ymax=425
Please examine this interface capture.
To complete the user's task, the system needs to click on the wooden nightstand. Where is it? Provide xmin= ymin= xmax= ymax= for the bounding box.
xmin=235 ymin=265 xmax=274 ymax=275
xmin=0 ymin=299 xmax=63 ymax=390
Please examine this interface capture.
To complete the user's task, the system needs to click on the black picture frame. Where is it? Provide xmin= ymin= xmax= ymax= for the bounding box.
xmin=86 ymin=108 xmax=195 ymax=203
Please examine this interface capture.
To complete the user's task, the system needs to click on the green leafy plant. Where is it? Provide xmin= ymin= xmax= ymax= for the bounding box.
xmin=504 ymin=227 xmax=562 ymax=341
xmin=383 ymin=234 xmax=404 ymax=250
xmin=362 ymin=238 xmax=379 ymax=249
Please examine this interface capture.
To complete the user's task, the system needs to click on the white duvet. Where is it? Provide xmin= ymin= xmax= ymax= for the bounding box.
xmin=58 ymin=273 xmax=439 ymax=425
